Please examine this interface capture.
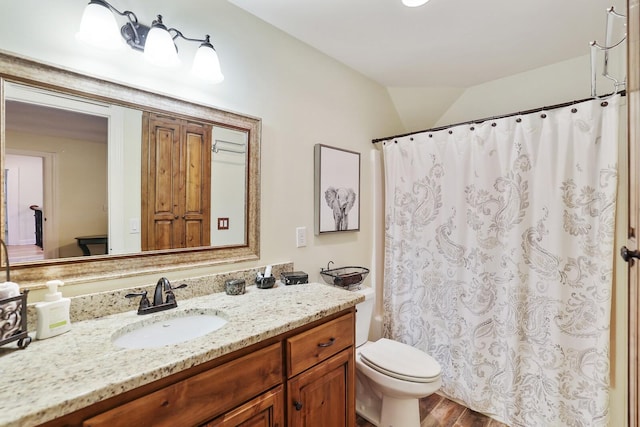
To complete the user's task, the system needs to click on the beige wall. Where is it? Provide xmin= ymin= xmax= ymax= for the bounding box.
xmin=7 ymin=130 xmax=108 ymax=258
xmin=0 ymin=1 xmax=628 ymax=424
xmin=434 ymin=55 xmax=625 ymax=127
xmin=0 ymin=0 xmax=404 ymax=295
xmin=210 ymin=126 xmax=247 ymax=247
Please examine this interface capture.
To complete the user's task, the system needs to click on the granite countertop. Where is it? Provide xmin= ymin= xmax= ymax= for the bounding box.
xmin=0 ymin=282 xmax=363 ymax=427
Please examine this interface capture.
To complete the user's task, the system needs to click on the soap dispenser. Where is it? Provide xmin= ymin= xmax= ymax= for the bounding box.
xmin=35 ymin=280 xmax=71 ymax=340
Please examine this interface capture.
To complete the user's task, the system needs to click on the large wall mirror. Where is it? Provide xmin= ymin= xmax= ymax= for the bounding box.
xmin=0 ymin=52 xmax=261 ymax=288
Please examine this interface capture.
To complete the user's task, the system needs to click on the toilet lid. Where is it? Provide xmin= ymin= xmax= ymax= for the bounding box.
xmin=359 ymin=338 xmax=441 ymax=383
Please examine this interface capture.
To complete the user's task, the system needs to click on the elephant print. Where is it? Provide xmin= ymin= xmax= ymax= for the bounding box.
xmin=325 ymin=187 xmax=356 ymax=231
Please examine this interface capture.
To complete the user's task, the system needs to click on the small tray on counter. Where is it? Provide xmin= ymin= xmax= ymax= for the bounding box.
xmin=320 ymin=266 xmax=369 ymax=289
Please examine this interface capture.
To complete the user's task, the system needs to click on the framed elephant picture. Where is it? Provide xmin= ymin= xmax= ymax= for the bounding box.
xmin=314 ymin=144 xmax=360 ymax=234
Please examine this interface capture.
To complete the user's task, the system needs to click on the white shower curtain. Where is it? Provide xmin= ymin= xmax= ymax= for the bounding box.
xmin=382 ymin=95 xmax=621 ymax=427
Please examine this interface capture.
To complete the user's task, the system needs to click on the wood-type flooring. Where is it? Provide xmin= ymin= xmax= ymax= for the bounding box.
xmin=356 ymin=393 xmax=510 ymax=427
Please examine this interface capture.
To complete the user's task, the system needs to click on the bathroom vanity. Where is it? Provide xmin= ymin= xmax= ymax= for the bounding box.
xmin=0 ymin=283 xmax=362 ymax=427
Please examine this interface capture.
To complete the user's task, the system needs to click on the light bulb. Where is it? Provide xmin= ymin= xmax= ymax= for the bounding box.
xmin=402 ymin=0 xmax=430 ymax=7
xmin=76 ymin=0 xmax=124 ymax=50
xmin=143 ymin=16 xmax=180 ymax=67
xmin=191 ymin=42 xmax=224 ymax=83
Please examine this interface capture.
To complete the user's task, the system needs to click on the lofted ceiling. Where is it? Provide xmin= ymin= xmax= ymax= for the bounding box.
xmin=228 ymin=0 xmax=621 ymax=88
xmin=4 ymin=1 xmax=625 ymax=136
xmin=228 ymin=0 xmax=624 ymax=130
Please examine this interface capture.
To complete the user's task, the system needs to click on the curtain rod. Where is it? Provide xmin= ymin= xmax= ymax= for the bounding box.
xmin=371 ymin=90 xmax=626 ymax=144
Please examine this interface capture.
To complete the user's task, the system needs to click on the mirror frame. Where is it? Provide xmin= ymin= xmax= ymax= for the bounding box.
xmin=0 ymin=51 xmax=261 ymax=289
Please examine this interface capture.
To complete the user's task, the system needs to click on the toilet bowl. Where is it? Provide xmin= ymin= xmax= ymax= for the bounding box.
xmin=354 ymin=287 xmax=442 ymax=427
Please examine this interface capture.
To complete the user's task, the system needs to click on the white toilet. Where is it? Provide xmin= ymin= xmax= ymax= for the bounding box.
xmin=355 ymin=286 xmax=442 ymax=427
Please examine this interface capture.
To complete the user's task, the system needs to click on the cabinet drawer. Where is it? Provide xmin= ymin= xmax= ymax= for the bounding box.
xmin=83 ymin=343 xmax=282 ymax=427
xmin=203 ymin=385 xmax=284 ymax=427
xmin=287 ymin=313 xmax=354 ymax=378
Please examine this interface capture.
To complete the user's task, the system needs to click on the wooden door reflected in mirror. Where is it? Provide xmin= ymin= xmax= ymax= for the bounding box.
xmin=0 ymin=52 xmax=260 ymax=288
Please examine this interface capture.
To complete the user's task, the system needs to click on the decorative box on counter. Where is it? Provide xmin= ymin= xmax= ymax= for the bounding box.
xmin=255 ymin=275 xmax=276 ymax=289
xmin=281 ymin=271 xmax=308 ymax=285
xmin=225 ymin=279 xmax=246 ymax=295
xmin=0 ymin=290 xmax=31 ymax=349
xmin=0 ymin=239 xmax=31 ymax=349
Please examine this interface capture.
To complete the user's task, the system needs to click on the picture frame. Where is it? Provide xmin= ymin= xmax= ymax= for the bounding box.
xmin=314 ymin=144 xmax=361 ymax=235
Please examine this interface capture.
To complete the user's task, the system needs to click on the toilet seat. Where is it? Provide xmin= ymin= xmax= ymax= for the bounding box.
xmin=359 ymin=338 xmax=441 ymax=383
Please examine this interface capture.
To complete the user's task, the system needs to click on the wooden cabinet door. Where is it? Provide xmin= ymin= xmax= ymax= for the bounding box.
xmin=182 ymin=121 xmax=211 ymax=248
xmin=142 ymin=113 xmax=182 ymax=250
xmin=203 ymin=386 xmax=284 ymax=427
xmin=287 ymin=348 xmax=355 ymax=427
xmin=142 ymin=112 xmax=211 ymax=250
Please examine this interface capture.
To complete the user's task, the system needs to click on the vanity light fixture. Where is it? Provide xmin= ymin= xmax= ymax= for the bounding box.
xmin=402 ymin=0 xmax=430 ymax=6
xmin=76 ymin=0 xmax=224 ymax=83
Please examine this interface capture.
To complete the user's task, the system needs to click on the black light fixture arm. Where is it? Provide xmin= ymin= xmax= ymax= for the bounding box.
xmin=148 ymin=15 xmax=214 ymax=51
xmin=89 ymin=0 xmax=147 ymax=49
xmin=85 ymin=1 xmax=215 ymax=51
xmin=169 ymin=29 xmax=214 ymax=48
xmin=79 ymin=0 xmax=224 ymax=81
xmin=90 ymin=0 xmax=138 ymax=24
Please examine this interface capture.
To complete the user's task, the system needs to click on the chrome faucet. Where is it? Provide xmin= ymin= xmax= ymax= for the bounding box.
xmin=126 ymin=277 xmax=187 ymax=315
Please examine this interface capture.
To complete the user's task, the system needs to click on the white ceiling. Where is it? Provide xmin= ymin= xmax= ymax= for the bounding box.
xmin=228 ymin=0 xmax=622 ymax=89
xmin=6 ymin=101 xmax=108 ymax=144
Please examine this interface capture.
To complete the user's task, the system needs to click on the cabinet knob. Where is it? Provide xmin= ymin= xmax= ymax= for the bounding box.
xmin=174 ymin=215 xmax=179 ymax=219
xmin=294 ymin=401 xmax=303 ymax=411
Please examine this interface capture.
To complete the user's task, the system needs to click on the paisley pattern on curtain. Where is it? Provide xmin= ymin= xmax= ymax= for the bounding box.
xmin=382 ymin=95 xmax=621 ymax=427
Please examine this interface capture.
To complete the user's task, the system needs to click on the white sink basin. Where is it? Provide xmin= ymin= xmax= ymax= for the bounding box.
xmin=112 ymin=310 xmax=228 ymax=349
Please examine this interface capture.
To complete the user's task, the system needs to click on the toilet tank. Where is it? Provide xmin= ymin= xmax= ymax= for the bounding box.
xmin=355 ymin=286 xmax=375 ymax=347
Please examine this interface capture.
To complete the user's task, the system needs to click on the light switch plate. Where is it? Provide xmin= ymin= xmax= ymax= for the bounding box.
xmin=129 ymin=218 xmax=140 ymax=234
xmin=296 ymin=227 xmax=307 ymax=248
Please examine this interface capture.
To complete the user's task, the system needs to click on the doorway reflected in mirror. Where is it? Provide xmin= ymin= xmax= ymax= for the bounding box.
xmin=4 ymin=82 xmax=249 ymax=265
xmin=0 ymin=52 xmax=261 ymax=288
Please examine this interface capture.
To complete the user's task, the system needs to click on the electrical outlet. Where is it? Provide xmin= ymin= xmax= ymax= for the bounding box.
xmin=296 ymin=226 xmax=307 ymax=248
xmin=218 ymin=217 xmax=229 ymax=230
